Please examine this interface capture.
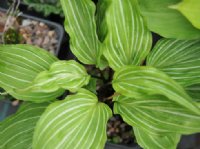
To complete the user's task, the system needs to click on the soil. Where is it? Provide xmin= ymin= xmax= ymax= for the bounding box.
xmin=86 ymin=65 xmax=136 ymax=145
xmin=107 ymin=115 xmax=135 ymax=145
xmin=0 ymin=11 xmax=58 ymax=55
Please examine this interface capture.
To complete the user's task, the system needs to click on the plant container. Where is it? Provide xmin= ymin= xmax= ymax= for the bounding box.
xmin=0 ymin=7 xmax=64 ymax=56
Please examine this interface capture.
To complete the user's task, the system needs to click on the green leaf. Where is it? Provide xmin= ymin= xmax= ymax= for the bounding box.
xmin=23 ymin=60 xmax=90 ymax=93
xmin=84 ymin=77 xmax=97 ymax=94
xmin=134 ymin=128 xmax=181 ymax=149
xmin=0 ymin=102 xmax=49 ymax=149
xmin=171 ymin=0 xmax=200 ymax=29
xmin=33 ymin=89 xmax=112 ymax=149
xmin=147 ymin=39 xmax=200 ymax=87
xmin=114 ymin=95 xmax=200 ymax=134
xmin=24 ymin=0 xmax=63 ymax=16
xmin=96 ymin=0 xmax=109 ymax=42
xmin=101 ymin=0 xmax=152 ymax=70
xmin=60 ymin=0 xmax=102 ymax=66
xmin=0 ymin=44 xmax=64 ymax=102
xmin=186 ymin=84 xmax=200 ymax=102
xmin=113 ymin=66 xmax=200 ymax=114
xmin=138 ymin=0 xmax=200 ymax=39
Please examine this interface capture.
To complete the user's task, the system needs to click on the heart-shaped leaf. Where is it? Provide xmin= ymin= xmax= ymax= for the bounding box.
xmin=33 ymin=89 xmax=112 ymax=149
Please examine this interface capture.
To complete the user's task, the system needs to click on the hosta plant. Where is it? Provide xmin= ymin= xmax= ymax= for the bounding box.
xmin=0 ymin=0 xmax=200 ymax=149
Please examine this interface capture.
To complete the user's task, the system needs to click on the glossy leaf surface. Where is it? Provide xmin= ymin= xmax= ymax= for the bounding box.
xmin=113 ymin=66 xmax=200 ymax=114
xmin=147 ymin=39 xmax=200 ymax=87
xmin=0 ymin=44 xmax=64 ymax=102
xmin=134 ymin=128 xmax=180 ymax=149
xmin=0 ymin=102 xmax=49 ymax=149
xmin=33 ymin=89 xmax=112 ymax=149
xmin=101 ymin=0 xmax=152 ymax=70
xmin=60 ymin=0 xmax=101 ymax=66
xmin=138 ymin=0 xmax=200 ymax=39
xmin=114 ymin=95 xmax=200 ymax=134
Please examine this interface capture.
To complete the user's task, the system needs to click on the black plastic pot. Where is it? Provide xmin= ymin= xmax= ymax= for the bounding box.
xmin=0 ymin=7 xmax=64 ymax=56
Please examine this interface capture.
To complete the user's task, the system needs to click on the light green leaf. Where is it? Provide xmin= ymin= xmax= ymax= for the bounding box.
xmin=113 ymin=66 xmax=200 ymax=114
xmin=33 ymin=89 xmax=112 ymax=149
xmin=23 ymin=60 xmax=90 ymax=93
xmin=101 ymin=0 xmax=152 ymax=70
xmin=0 ymin=44 xmax=64 ymax=102
xmin=114 ymin=95 xmax=200 ymax=134
xmin=138 ymin=0 xmax=200 ymax=39
xmin=134 ymin=128 xmax=181 ymax=149
xmin=60 ymin=0 xmax=102 ymax=66
xmin=171 ymin=0 xmax=200 ymax=29
xmin=147 ymin=39 xmax=200 ymax=87
xmin=0 ymin=102 xmax=49 ymax=149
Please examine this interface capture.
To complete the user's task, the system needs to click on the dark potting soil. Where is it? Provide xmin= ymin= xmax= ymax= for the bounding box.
xmin=86 ymin=65 xmax=136 ymax=145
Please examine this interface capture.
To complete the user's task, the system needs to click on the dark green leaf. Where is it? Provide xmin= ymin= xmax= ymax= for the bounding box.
xmin=84 ymin=77 xmax=97 ymax=94
xmin=186 ymin=84 xmax=200 ymax=102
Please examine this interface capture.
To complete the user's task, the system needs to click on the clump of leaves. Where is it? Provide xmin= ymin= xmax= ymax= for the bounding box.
xmin=23 ymin=0 xmax=63 ymax=16
xmin=0 ymin=0 xmax=200 ymax=149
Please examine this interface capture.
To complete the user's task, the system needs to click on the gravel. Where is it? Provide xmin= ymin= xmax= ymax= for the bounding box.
xmin=0 ymin=11 xmax=58 ymax=55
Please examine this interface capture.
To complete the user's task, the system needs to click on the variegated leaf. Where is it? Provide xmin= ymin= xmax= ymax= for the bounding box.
xmin=0 ymin=102 xmax=49 ymax=149
xmin=114 ymin=95 xmax=200 ymax=134
xmin=101 ymin=0 xmax=152 ymax=70
xmin=0 ymin=44 xmax=64 ymax=102
xmin=186 ymin=84 xmax=200 ymax=102
xmin=24 ymin=60 xmax=90 ymax=93
xmin=147 ymin=39 xmax=200 ymax=87
xmin=33 ymin=89 xmax=112 ymax=149
xmin=60 ymin=0 xmax=102 ymax=66
xmin=134 ymin=128 xmax=181 ymax=149
xmin=113 ymin=66 xmax=200 ymax=114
